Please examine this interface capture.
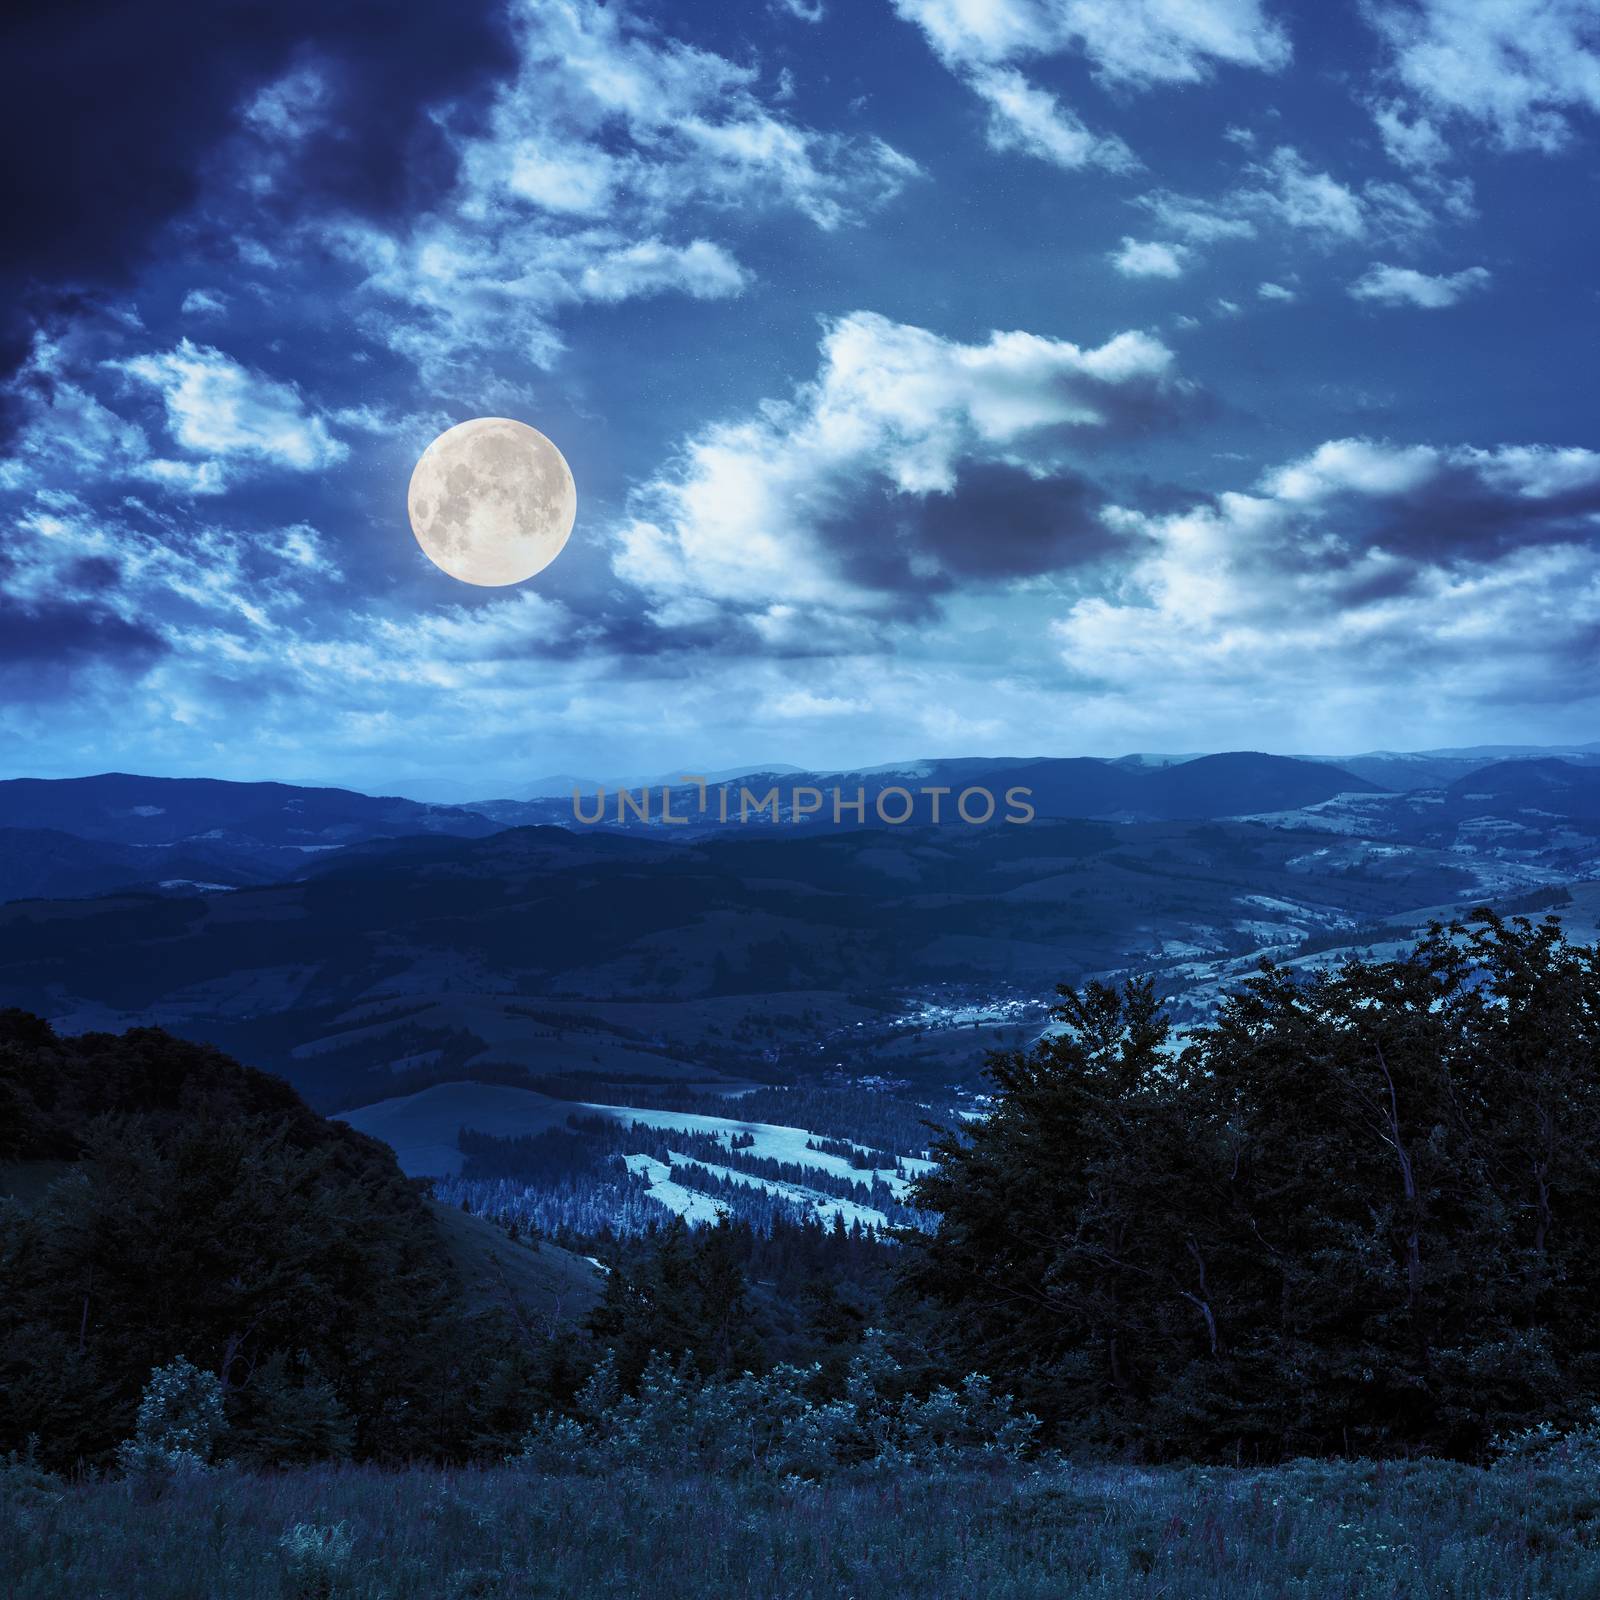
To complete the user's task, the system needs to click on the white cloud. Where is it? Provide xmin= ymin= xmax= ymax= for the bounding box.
xmin=6 ymin=495 xmax=344 ymax=635
xmin=1135 ymin=146 xmax=1364 ymax=251
xmin=1348 ymin=262 xmax=1491 ymax=308
xmin=764 ymin=688 xmax=866 ymax=719
xmin=1110 ymin=237 xmax=1191 ymax=278
xmin=368 ymin=588 xmax=576 ymax=662
xmin=1241 ymin=147 xmax=1365 ymax=239
xmin=179 ymin=289 xmax=230 ymax=319
xmin=892 ymin=0 xmax=1287 ymax=170
xmin=1366 ymin=0 xmax=1600 ymax=155
xmin=114 ymin=340 xmax=347 ymax=478
xmin=893 ymin=0 xmax=1290 ymax=85
xmin=1137 ymin=192 xmax=1258 ymax=243
xmin=243 ymin=65 xmax=332 ymax=143
xmin=577 ymin=239 xmax=750 ymax=302
xmin=0 ymin=365 xmax=151 ymax=490
xmin=1258 ymin=280 xmax=1297 ymax=301
xmin=613 ymin=310 xmax=1187 ymax=613
xmin=1370 ymin=99 xmax=1451 ymax=169
xmin=969 ymin=66 xmax=1136 ymax=170
xmin=1052 ymin=439 xmax=1600 ymax=741
xmin=1134 ymin=141 xmax=1464 ymax=267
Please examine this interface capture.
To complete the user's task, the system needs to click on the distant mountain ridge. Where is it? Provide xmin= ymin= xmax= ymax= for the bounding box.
xmin=2 ymin=747 xmax=1597 ymax=905
xmin=0 ymin=773 xmax=499 ymax=847
xmin=1445 ymin=758 xmax=1600 ymax=822
xmin=466 ymin=751 xmax=1384 ymax=834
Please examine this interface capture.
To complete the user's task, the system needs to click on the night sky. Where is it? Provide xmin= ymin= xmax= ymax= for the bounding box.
xmin=3 ymin=0 xmax=1598 ymax=791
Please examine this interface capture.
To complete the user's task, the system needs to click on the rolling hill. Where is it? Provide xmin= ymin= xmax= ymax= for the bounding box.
xmin=0 ymin=772 xmax=498 ymax=847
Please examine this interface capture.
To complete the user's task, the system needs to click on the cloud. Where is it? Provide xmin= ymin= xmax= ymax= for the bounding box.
xmin=1348 ymin=263 xmax=1491 ymax=309
xmin=892 ymin=0 xmax=1288 ymax=170
xmin=1369 ymin=99 xmax=1451 ymax=169
xmin=613 ymin=310 xmax=1192 ymax=618
xmin=893 ymin=0 xmax=1290 ymax=86
xmin=1365 ymin=0 xmax=1600 ymax=155
xmin=321 ymin=0 xmax=920 ymax=379
xmin=968 ymin=67 xmax=1136 ymax=172
xmin=1239 ymin=147 xmax=1364 ymax=239
xmin=1110 ymin=238 xmax=1191 ymax=278
xmin=6 ymin=498 xmax=346 ymax=634
xmin=0 ymin=0 xmax=519 ymax=438
xmin=0 ymin=596 xmax=169 ymax=700
xmin=1258 ymin=281 xmax=1297 ymax=301
xmin=0 ymin=347 xmax=152 ymax=489
xmin=1136 ymin=193 xmax=1258 ymax=244
xmin=1052 ymin=439 xmax=1600 ymax=740
xmin=1133 ymin=143 xmax=1459 ymax=265
xmin=179 ymin=289 xmax=230 ymax=319
xmin=576 ymin=240 xmax=750 ymax=303
xmin=114 ymin=340 xmax=348 ymax=480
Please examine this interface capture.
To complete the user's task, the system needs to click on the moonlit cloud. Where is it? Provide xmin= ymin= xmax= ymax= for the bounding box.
xmin=114 ymin=340 xmax=348 ymax=478
xmin=968 ymin=67 xmax=1136 ymax=171
xmin=1348 ymin=262 xmax=1491 ymax=309
xmin=1110 ymin=238 xmax=1191 ymax=278
xmin=613 ymin=310 xmax=1191 ymax=616
xmin=892 ymin=0 xmax=1290 ymax=86
xmin=1365 ymin=0 xmax=1600 ymax=155
xmin=1131 ymin=141 xmax=1464 ymax=276
xmin=892 ymin=0 xmax=1287 ymax=171
xmin=269 ymin=0 xmax=920 ymax=382
xmin=576 ymin=240 xmax=751 ymax=303
xmin=1052 ymin=440 xmax=1600 ymax=746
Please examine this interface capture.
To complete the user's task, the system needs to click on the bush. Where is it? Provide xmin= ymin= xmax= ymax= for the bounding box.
xmin=514 ymin=1330 xmax=1038 ymax=1479
xmin=115 ymin=1355 xmax=226 ymax=1499
xmin=0 ymin=1437 xmax=63 ymax=1541
xmin=277 ymin=1521 xmax=356 ymax=1600
xmin=1491 ymin=1407 xmax=1600 ymax=1472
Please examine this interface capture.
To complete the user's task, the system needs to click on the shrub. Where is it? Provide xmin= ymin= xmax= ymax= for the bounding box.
xmin=277 ymin=1521 xmax=356 ymax=1600
xmin=514 ymin=1330 xmax=1038 ymax=1479
xmin=115 ymin=1355 xmax=226 ymax=1500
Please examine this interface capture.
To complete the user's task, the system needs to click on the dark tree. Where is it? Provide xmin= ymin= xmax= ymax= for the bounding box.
xmin=901 ymin=914 xmax=1600 ymax=1461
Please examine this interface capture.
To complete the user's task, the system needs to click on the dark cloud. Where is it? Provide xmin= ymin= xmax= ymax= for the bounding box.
xmin=1365 ymin=462 xmax=1600 ymax=559
xmin=64 ymin=556 xmax=123 ymax=593
xmin=0 ymin=0 xmax=516 ymax=435
xmin=815 ymin=463 xmax=1116 ymax=603
xmin=0 ymin=597 xmax=168 ymax=697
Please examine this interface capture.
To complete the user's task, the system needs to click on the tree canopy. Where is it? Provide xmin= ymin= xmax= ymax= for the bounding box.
xmin=901 ymin=913 xmax=1600 ymax=1461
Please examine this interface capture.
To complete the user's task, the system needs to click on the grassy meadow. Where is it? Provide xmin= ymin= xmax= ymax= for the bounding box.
xmin=6 ymin=1456 xmax=1600 ymax=1600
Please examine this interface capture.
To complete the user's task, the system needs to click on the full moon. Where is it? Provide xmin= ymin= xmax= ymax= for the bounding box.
xmin=407 ymin=417 xmax=577 ymax=586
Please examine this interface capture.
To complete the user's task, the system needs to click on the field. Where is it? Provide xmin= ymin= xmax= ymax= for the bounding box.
xmin=6 ymin=1457 xmax=1599 ymax=1599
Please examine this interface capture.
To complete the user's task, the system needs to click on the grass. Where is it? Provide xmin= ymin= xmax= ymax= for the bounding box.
xmin=7 ymin=1456 xmax=1600 ymax=1599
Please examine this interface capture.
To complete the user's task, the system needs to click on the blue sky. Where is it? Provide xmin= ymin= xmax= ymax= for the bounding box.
xmin=2 ymin=0 xmax=1598 ymax=791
